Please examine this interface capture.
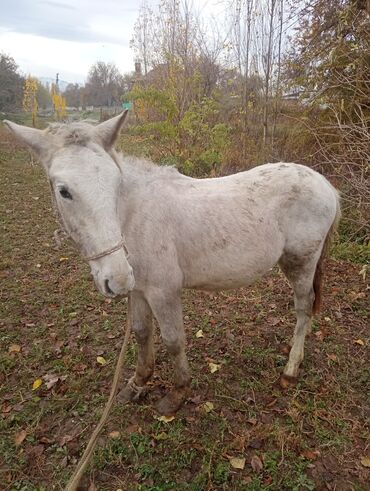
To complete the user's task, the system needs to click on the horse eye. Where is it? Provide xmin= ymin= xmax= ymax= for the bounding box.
xmin=59 ymin=188 xmax=73 ymax=200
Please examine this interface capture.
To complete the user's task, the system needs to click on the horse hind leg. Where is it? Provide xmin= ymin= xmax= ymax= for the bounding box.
xmin=279 ymin=252 xmax=320 ymax=384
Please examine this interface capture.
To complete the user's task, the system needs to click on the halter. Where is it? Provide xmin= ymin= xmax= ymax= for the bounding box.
xmin=85 ymin=238 xmax=129 ymax=262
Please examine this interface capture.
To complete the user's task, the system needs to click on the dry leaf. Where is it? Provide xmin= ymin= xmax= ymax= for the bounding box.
xmin=154 ymin=431 xmax=168 ymax=440
xmin=202 ymin=401 xmax=214 ymax=413
xmin=2 ymin=403 xmax=12 ymax=414
xmin=108 ymin=431 xmax=120 ymax=439
xmin=250 ymin=455 xmax=263 ymax=472
xmin=59 ymin=257 xmax=69 ymax=262
xmin=97 ymin=356 xmax=107 ymax=365
xmin=156 ymin=415 xmax=175 ymax=423
xmin=229 ymin=457 xmax=246 ymax=469
xmin=301 ymin=449 xmax=320 ymax=461
xmin=43 ymin=374 xmax=63 ymax=389
xmin=209 ymin=362 xmax=221 ymax=373
xmin=195 ymin=329 xmax=204 ymax=338
xmin=8 ymin=344 xmax=21 ymax=353
xmin=32 ymin=378 xmax=43 ymax=390
xmin=360 ymin=456 xmax=370 ymax=468
xmin=14 ymin=429 xmax=27 ymax=445
xmin=60 ymin=434 xmax=74 ymax=446
xmin=327 ymin=353 xmax=337 ymax=362
xmin=359 ymin=264 xmax=367 ymax=280
xmin=354 ymin=339 xmax=364 ymax=346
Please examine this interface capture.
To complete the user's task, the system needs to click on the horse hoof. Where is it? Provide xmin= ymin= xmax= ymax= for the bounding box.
xmin=279 ymin=373 xmax=297 ymax=389
xmin=155 ymin=388 xmax=188 ymax=416
xmin=117 ymin=377 xmax=147 ymax=404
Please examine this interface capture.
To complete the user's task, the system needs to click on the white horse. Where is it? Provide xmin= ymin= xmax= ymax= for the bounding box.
xmin=5 ymin=112 xmax=340 ymax=415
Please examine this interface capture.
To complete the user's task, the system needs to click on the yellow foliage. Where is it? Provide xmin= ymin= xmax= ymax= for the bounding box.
xmin=23 ymin=76 xmax=39 ymax=126
xmin=50 ymin=83 xmax=66 ymax=120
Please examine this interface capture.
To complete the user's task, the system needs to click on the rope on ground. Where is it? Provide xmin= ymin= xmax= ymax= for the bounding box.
xmin=65 ymin=297 xmax=132 ymax=491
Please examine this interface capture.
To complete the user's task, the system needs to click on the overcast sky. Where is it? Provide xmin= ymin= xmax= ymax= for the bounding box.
xmin=0 ymin=0 xmax=221 ymax=84
xmin=0 ymin=0 xmax=156 ymax=83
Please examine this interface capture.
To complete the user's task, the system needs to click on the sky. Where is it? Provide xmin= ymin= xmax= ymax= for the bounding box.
xmin=0 ymin=0 xmax=156 ymax=84
xmin=0 ymin=0 xmax=221 ymax=85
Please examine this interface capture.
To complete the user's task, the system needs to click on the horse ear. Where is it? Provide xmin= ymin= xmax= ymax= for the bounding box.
xmin=95 ymin=110 xmax=129 ymax=150
xmin=3 ymin=120 xmax=57 ymax=167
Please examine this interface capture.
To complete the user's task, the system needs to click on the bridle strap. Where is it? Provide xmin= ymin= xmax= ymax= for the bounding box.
xmin=85 ymin=238 xmax=129 ymax=262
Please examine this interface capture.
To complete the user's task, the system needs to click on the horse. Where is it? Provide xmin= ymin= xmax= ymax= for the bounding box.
xmin=4 ymin=111 xmax=340 ymax=415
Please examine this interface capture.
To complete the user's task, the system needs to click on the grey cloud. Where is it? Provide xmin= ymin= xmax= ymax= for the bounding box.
xmin=0 ymin=0 xmax=140 ymax=44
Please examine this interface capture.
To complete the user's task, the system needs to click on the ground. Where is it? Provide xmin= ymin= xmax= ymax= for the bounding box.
xmin=0 ymin=127 xmax=369 ymax=491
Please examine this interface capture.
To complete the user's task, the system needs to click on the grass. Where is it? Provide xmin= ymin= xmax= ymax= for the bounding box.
xmin=0 ymin=125 xmax=369 ymax=490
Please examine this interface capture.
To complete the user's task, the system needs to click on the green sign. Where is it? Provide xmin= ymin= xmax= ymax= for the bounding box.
xmin=122 ymin=101 xmax=133 ymax=110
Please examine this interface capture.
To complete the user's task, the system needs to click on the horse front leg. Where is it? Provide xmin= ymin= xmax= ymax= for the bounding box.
xmin=147 ymin=290 xmax=191 ymax=415
xmin=118 ymin=292 xmax=155 ymax=403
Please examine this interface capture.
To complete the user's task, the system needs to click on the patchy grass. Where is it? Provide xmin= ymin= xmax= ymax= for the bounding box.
xmin=0 ymin=126 xmax=369 ymax=490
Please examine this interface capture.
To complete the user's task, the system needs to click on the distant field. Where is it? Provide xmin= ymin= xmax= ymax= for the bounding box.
xmin=0 ymin=125 xmax=369 ymax=490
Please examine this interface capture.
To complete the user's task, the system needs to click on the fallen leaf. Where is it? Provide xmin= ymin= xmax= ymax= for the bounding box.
xmin=96 ymin=356 xmax=107 ymax=366
xmin=360 ymin=456 xmax=370 ymax=468
xmin=13 ymin=403 xmax=24 ymax=412
xmin=15 ymin=429 xmax=27 ymax=445
xmin=301 ymin=449 xmax=320 ymax=461
xmin=229 ymin=457 xmax=246 ymax=469
xmin=59 ymin=257 xmax=69 ymax=262
xmin=43 ymin=374 xmax=60 ymax=390
xmin=354 ymin=339 xmax=364 ymax=346
xmin=39 ymin=436 xmax=55 ymax=444
xmin=209 ymin=362 xmax=221 ymax=373
xmin=315 ymin=331 xmax=324 ymax=341
xmin=154 ymin=431 xmax=168 ymax=440
xmin=202 ymin=401 xmax=214 ymax=413
xmin=156 ymin=415 xmax=175 ymax=423
xmin=2 ymin=403 xmax=12 ymax=414
xmin=250 ymin=455 xmax=263 ymax=473
xmin=8 ymin=344 xmax=21 ymax=353
xmin=359 ymin=264 xmax=367 ymax=280
xmin=74 ymin=363 xmax=87 ymax=373
xmin=195 ymin=329 xmax=204 ymax=338
xmin=32 ymin=444 xmax=45 ymax=457
xmin=60 ymin=434 xmax=74 ymax=446
xmin=327 ymin=353 xmax=337 ymax=362
xmin=108 ymin=431 xmax=120 ymax=439
xmin=32 ymin=378 xmax=43 ymax=390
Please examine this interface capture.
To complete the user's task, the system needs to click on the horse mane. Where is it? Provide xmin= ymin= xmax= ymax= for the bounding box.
xmin=118 ymin=154 xmax=181 ymax=179
xmin=46 ymin=120 xmax=95 ymax=146
xmin=46 ymin=120 xmax=180 ymax=178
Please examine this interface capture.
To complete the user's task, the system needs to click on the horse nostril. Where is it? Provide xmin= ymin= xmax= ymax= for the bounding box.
xmin=104 ymin=279 xmax=114 ymax=295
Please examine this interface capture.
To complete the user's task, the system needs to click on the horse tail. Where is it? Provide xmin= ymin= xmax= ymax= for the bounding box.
xmin=312 ymin=190 xmax=341 ymax=315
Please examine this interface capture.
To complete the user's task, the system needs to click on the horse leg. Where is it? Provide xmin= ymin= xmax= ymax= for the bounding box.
xmin=147 ymin=291 xmax=191 ymax=415
xmin=279 ymin=255 xmax=318 ymax=384
xmin=118 ymin=292 xmax=154 ymax=403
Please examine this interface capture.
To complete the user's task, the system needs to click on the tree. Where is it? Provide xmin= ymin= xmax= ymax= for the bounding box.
xmin=0 ymin=53 xmax=24 ymax=111
xmin=37 ymin=82 xmax=52 ymax=110
xmin=85 ymin=62 xmax=123 ymax=106
xmin=286 ymin=0 xmax=370 ymax=239
xmin=51 ymin=83 xmax=66 ymax=120
xmin=64 ymin=83 xmax=83 ymax=108
xmin=23 ymin=76 xmax=39 ymax=126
